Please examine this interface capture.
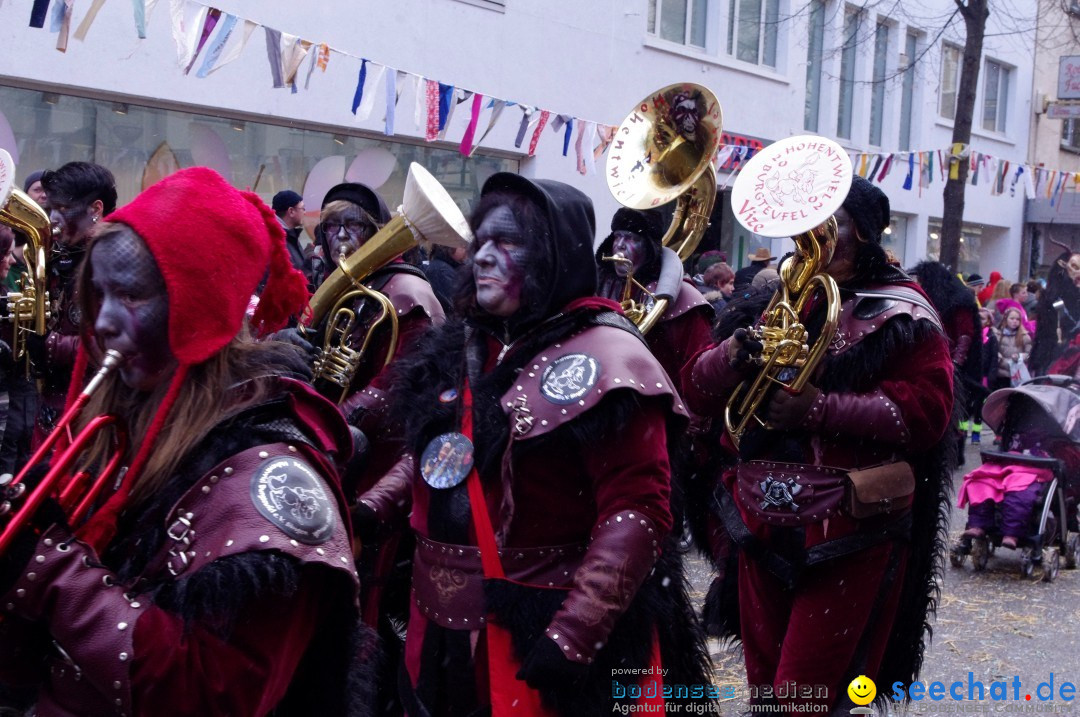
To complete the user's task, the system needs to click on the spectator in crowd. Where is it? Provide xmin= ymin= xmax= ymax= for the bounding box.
xmin=22 ymin=171 xmax=47 ymax=208
xmin=423 ymin=244 xmax=467 ymax=313
xmin=992 ymin=307 xmax=1032 ymax=391
xmin=750 ymin=266 xmax=780 ymax=291
xmin=701 ymin=261 xmax=735 ymax=314
xmin=978 ymin=270 xmax=1003 ymax=307
xmin=1024 ymin=279 xmax=1041 ymax=316
xmin=271 ymin=189 xmax=308 ymax=285
xmin=965 ymin=273 xmax=985 ymax=305
xmin=734 ymin=247 xmax=774 ymax=291
xmin=988 ymin=279 xmax=1013 ymax=322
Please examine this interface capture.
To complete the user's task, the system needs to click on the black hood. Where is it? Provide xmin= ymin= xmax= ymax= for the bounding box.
xmin=473 ymin=173 xmax=597 ymax=333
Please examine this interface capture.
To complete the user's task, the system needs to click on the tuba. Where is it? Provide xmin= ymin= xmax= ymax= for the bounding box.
xmin=604 ymin=82 xmax=722 ymax=333
xmin=723 ymin=135 xmax=853 ymax=448
xmin=0 ymin=149 xmax=52 ymax=379
xmin=0 ymin=350 xmax=127 ymax=556
xmin=301 ymin=163 xmax=472 ymax=404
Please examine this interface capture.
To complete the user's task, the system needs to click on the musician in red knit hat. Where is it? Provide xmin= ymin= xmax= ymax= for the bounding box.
xmin=0 ymin=167 xmax=371 ymax=716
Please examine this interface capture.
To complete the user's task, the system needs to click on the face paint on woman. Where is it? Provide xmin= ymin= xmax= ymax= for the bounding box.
xmin=49 ymin=196 xmax=99 ymax=246
xmin=473 ymin=205 xmax=529 ymax=318
xmin=90 ymin=232 xmax=176 ymax=392
xmin=610 ymin=231 xmax=647 ymax=278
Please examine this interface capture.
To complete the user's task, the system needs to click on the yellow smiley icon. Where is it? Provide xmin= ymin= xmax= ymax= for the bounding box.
xmin=847 ymin=675 xmax=876 ymax=706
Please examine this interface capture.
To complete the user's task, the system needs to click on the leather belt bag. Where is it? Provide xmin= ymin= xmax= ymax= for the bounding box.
xmin=737 ymin=460 xmax=915 ymax=525
xmin=846 ymin=461 xmax=915 ymax=519
xmin=411 ymin=535 xmax=584 ymax=629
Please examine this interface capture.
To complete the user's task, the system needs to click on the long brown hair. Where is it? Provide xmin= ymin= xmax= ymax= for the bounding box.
xmin=74 ymin=223 xmax=297 ymax=509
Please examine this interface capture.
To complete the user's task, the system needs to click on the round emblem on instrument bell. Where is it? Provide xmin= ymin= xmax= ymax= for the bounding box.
xmin=540 ymin=353 xmax=600 ymax=405
xmin=250 ymin=455 xmax=335 ymax=545
xmin=420 ymin=432 xmax=474 ymax=489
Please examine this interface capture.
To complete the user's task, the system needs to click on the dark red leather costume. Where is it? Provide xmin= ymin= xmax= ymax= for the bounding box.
xmin=363 ymin=174 xmax=711 ymax=716
xmin=0 ymin=379 xmax=364 ymax=717
xmin=683 ymin=279 xmax=954 ymax=713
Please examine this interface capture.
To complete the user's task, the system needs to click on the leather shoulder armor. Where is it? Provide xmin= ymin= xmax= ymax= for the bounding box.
xmin=499 ymin=324 xmax=688 ymax=441
xmin=151 ymin=443 xmax=357 ymax=586
xmin=831 ymin=284 xmax=943 ymax=355
xmin=379 ymin=271 xmax=445 ymax=322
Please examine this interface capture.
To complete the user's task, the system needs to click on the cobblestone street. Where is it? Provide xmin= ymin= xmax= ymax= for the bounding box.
xmin=692 ymin=438 xmax=1080 ymax=715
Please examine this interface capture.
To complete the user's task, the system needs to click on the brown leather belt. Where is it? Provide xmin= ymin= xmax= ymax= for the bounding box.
xmin=411 ymin=535 xmax=586 ymax=629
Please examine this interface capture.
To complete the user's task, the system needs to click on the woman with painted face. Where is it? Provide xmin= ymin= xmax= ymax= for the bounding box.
xmin=683 ymin=173 xmax=954 ymax=713
xmin=358 ymin=174 xmax=712 ymax=715
xmin=594 ymin=208 xmax=713 ymax=396
xmin=29 ymin=163 xmax=118 ymax=442
xmin=0 ymin=168 xmax=371 ymax=716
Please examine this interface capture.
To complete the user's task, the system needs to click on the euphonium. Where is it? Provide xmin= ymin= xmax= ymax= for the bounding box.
xmin=0 ymin=149 xmax=52 ymax=379
xmin=301 ymin=162 xmax=472 ymax=404
xmin=604 ymin=83 xmax=722 ymax=334
xmin=722 ymin=135 xmax=854 ymax=448
xmin=0 ymin=350 xmax=127 ymax=556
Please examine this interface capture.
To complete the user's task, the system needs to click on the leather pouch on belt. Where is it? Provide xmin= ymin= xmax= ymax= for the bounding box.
xmin=846 ymin=461 xmax=915 ymax=519
xmin=737 ymin=461 xmax=848 ymax=527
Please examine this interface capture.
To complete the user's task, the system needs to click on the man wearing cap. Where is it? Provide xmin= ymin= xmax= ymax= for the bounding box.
xmin=595 ymin=207 xmax=713 ymax=394
xmin=271 ymin=189 xmax=307 ymax=283
xmin=734 ymin=246 xmax=775 ymax=292
xmin=22 ymin=170 xmax=47 ymax=208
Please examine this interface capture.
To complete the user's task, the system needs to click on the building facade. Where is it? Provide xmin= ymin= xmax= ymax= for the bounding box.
xmin=0 ymin=0 xmax=1035 ymax=278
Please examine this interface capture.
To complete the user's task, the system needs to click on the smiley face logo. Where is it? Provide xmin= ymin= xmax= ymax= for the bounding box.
xmin=847 ymin=675 xmax=876 ymax=706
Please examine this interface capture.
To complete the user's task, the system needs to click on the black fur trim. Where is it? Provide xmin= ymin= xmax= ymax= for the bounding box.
xmin=153 ymin=552 xmax=300 ymax=636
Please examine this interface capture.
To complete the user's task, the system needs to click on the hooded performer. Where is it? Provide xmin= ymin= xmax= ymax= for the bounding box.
xmin=595 ymin=207 xmax=713 ymax=394
xmin=358 ymin=173 xmax=711 ymax=715
xmin=682 ymin=174 xmax=955 ymax=713
xmin=0 ymin=168 xmax=371 ymax=716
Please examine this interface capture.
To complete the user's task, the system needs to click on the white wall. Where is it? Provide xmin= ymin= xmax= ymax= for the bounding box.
xmin=0 ymin=0 xmax=1036 ymax=274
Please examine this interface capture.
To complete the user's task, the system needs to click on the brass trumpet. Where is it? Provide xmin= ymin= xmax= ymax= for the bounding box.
xmin=604 ymin=83 xmax=722 ymax=334
xmin=302 ymin=163 xmax=472 ymax=404
xmin=722 ymin=135 xmax=854 ymax=448
xmin=0 ymin=350 xmax=127 ymax=555
xmin=0 ymin=149 xmax=53 ymax=379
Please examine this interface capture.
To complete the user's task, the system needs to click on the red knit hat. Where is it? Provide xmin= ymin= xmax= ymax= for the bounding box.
xmin=73 ymin=167 xmax=309 ymax=551
xmin=107 ymin=167 xmax=308 ymax=362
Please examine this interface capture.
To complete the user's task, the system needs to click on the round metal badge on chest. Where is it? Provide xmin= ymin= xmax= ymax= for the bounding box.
xmin=420 ymin=431 xmax=475 ymax=489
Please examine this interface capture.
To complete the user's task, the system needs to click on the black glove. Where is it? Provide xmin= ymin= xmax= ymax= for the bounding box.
xmin=24 ymin=332 xmax=48 ymax=372
xmin=350 ymin=500 xmax=379 ymax=543
xmin=729 ymin=328 xmax=764 ymax=368
xmin=267 ymin=327 xmax=319 ymax=361
xmin=515 ymin=635 xmax=589 ymax=692
xmin=0 ymin=496 xmax=68 ymax=597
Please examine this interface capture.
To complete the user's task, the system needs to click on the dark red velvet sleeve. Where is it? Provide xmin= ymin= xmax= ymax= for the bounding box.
xmin=807 ymin=328 xmax=955 ymax=447
xmin=679 ymin=338 xmax=754 ymax=418
xmin=649 ymin=309 xmax=714 ymax=395
xmin=581 ymin=399 xmax=672 ymax=536
xmin=876 ymin=329 xmax=955 ymax=446
xmin=129 ymin=565 xmax=331 ymax=716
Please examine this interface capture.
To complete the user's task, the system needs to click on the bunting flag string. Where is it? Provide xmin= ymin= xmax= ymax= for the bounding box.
xmin=30 ymin=0 xmax=1080 ymax=180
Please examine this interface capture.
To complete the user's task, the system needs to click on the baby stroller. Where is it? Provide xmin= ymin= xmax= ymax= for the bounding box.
xmin=950 ymin=376 xmax=1080 ymax=582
